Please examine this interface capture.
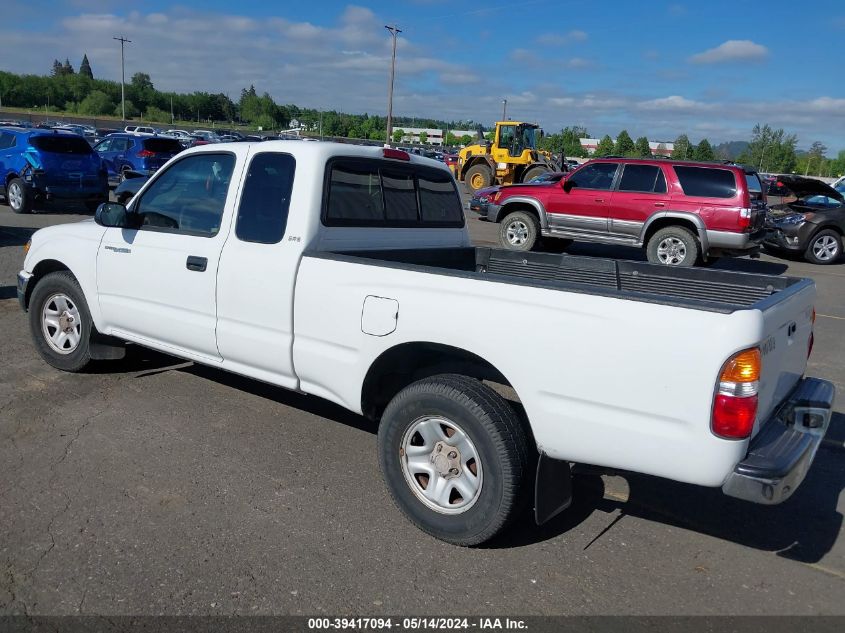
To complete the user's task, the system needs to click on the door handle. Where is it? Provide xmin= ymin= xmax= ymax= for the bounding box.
xmin=594 ymin=198 xmax=604 ymax=202
xmin=654 ymin=202 xmax=665 ymax=207
xmin=186 ymin=256 xmax=208 ymax=272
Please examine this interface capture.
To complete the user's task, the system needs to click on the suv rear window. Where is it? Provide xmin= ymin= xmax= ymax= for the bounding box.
xmin=673 ymin=166 xmax=736 ymax=198
xmin=324 ymin=159 xmax=464 ymax=227
xmin=143 ymin=138 xmax=183 ymax=153
xmin=745 ymin=173 xmax=764 ymax=200
xmin=30 ymin=135 xmax=93 ymax=154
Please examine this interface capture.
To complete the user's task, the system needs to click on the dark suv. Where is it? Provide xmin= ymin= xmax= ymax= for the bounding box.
xmin=484 ymin=158 xmax=767 ymax=266
xmin=92 ymin=133 xmax=184 ymax=184
xmin=0 ymin=127 xmax=108 ymax=214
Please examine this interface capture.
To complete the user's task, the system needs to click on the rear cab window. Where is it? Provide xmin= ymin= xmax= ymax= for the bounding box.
xmin=29 ymin=135 xmax=93 ymax=154
xmin=323 ymin=158 xmax=464 ymax=228
xmin=673 ymin=166 xmax=736 ymax=198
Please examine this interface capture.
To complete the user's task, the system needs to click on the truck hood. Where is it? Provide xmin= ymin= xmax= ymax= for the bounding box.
xmin=25 ymin=219 xmax=105 ymax=271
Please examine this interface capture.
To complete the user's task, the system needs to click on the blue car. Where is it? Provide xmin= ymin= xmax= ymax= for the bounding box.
xmin=0 ymin=127 xmax=109 ymax=214
xmin=92 ymin=133 xmax=184 ymax=184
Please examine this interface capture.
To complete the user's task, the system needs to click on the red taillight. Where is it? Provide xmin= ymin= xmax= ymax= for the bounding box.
xmin=137 ymin=149 xmax=156 ymax=158
xmin=738 ymin=207 xmax=752 ymax=231
xmin=383 ymin=148 xmax=410 ymax=161
xmin=712 ymin=394 xmax=758 ymax=439
xmin=712 ymin=347 xmax=760 ymax=440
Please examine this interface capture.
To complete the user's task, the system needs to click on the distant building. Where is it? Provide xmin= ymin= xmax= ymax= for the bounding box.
xmin=579 ymin=138 xmax=675 ymax=156
xmin=395 ymin=127 xmax=443 ymax=146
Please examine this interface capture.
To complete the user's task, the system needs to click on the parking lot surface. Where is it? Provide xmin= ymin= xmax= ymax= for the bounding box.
xmin=1 ymin=196 xmax=843 ymax=616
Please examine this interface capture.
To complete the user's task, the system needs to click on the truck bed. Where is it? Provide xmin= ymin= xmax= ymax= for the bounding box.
xmin=308 ymin=247 xmax=810 ymax=314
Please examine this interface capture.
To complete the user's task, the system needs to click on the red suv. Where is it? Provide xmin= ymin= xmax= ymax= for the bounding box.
xmin=483 ymin=158 xmax=767 ymax=266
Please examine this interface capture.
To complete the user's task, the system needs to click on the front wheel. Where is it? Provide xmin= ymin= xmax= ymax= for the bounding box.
xmin=804 ymin=229 xmax=842 ymax=265
xmin=378 ymin=374 xmax=531 ymax=546
xmin=28 ymin=271 xmax=94 ymax=372
xmin=499 ymin=210 xmax=539 ymax=251
xmin=464 ymin=164 xmax=492 ymax=194
xmin=646 ymin=226 xmax=699 ymax=266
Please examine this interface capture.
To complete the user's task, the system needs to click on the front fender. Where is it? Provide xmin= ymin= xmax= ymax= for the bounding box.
xmin=491 ymin=196 xmax=550 ymax=229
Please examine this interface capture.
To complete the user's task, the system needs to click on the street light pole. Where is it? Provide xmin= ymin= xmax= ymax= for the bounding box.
xmin=113 ymin=35 xmax=132 ymax=123
xmin=384 ymin=24 xmax=402 ymax=146
xmin=502 ymin=99 xmax=507 ymax=121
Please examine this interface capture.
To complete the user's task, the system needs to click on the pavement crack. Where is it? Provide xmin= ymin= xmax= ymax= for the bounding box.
xmin=78 ymin=586 xmax=88 ymax=614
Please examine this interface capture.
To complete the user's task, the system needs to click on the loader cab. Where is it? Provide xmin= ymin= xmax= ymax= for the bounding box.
xmin=495 ymin=122 xmax=539 ymax=160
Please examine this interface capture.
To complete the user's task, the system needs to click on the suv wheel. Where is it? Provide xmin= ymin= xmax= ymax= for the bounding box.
xmin=805 ymin=229 xmax=842 ymax=265
xmin=499 ymin=210 xmax=539 ymax=251
xmin=7 ymin=178 xmax=32 ymax=214
xmin=646 ymin=226 xmax=699 ymax=267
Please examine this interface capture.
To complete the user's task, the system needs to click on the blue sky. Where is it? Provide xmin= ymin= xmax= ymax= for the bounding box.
xmin=2 ymin=0 xmax=843 ymax=151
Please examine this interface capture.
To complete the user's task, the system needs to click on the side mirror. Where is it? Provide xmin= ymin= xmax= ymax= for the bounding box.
xmin=562 ymin=180 xmax=575 ymax=193
xmin=94 ymin=202 xmax=134 ymax=228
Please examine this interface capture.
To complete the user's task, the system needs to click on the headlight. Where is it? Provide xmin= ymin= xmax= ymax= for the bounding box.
xmin=778 ymin=213 xmax=807 ymax=226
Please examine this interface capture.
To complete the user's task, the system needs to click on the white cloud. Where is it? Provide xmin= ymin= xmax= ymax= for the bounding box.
xmin=689 ymin=40 xmax=768 ymax=64
xmin=536 ymin=30 xmax=588 ymax=46
xmin=638 ymin=95 xmax=707 ymax=110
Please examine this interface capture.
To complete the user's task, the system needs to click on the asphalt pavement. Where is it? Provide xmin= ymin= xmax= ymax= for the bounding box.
xmin=0 ymin=195 xmax=843 ymax=616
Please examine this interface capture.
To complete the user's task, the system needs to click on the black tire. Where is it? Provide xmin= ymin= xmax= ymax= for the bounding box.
xmin=465 ymin=163 xmax=492 ymax=194
xmin=646 ymin=225 xmax=699 ymax=267
xmin=7 ymin=177 xmax=32 ymax=214
xmin=499 ymin=210 xmax=539 ymax=252
xmin=522 ymin=166 xmax=548 ymax=183
xmin=378 ymin=374 xmax=531 ymax=546
xmin=804 ymin=229 xmax=842 ymax=265
xmin=28 ymin=271 xmax=94 ymax=372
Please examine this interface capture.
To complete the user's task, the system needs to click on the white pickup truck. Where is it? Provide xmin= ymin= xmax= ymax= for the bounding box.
xmin=18 ymin=141 xmax=835 ymax=546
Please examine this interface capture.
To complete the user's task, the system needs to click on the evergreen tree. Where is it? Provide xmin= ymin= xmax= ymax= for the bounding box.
xmin=694 ymin=138 xmax=715 ymax=161
xmin=79 ymin=54 xmax=93 ymax=79
xmin=51 ymin=59 xmax=63 ymax=76
xmin=635 ymin=136 xmax=651 ymax=157
xmin=63 ymin=58 xmax=75 ymax=75
xmin=614 ymin=130 xmax=635 ymax=156
xmin=595 ymin=135 xmax=615 ymax=156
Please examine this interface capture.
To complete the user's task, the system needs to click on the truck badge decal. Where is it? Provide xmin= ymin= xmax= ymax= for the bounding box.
xmin=104 ymin=245 xmax=131 ymax=254
xmin=761 ymin=336 xmax=776 ymax=356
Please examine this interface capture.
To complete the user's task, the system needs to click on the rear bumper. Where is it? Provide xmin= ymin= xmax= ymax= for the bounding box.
xmin=706 ymin=228 xmax=766 ymax=255
xmin=722 ymin=377 xmax=835 ymax=505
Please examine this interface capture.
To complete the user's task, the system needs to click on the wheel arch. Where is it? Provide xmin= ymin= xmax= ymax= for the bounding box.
xmin=641 ymin=212 xmax=709 ymax=252
xmin=495 ymin=196 xmax=549 ymax=230
xmin=23 ymin=259 xmax=74 ymax=310
xmin=361 ymin=341 xmax=525 ymax=425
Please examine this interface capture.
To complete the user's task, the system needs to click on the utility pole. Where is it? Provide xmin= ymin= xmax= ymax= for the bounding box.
xmin=170 ymin=96 xmax=174 ymax=124
xmin=502 ymin=99 xmax=507 ymax=121
xmin=113 ymin=35 xmax=132 ymax=122
xmin=384 ymin=24 xmax=401 ymax=146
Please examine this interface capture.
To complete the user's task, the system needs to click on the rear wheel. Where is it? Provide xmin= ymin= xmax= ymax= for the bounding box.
xmin=499 ymin=210 xmax=539 ymax=251
xmin=465 ymin=164 xmax=492 ymax=194
xmin=805 ymin=229 xmax=842 ymax=265
xmin=522 ymin=166 xmax=548 ymax=183
xmin=378 ymin=374 xmax=531 ymax=546
xmin=7 ymin=178 xmax=32 ymax=214
xmin=646 ymin=226 xmax=699 ymax=267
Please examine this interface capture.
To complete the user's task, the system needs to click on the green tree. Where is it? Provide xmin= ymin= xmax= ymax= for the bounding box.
xmin=79 ymin=54 xmax=93 ymax=79
xmin=737 ymin=124 xmax=797 ymax=173
xmin=418 ymin=130 xmax=428 ymax=144
xmin=460 ymin=134 xmax=472 ymax=145
xmin=694 ymin=138 xmax=715 ymax=161
xmin=635 ymin=136 xmax=651 ymax=157
xmin=673 ymin=134 xmax=691 ymax=160
xmin=62 ymin=58 xmax=75 ymax=75
xmin=51 ymin=59 xmax=62 ymax=77
xmin=114 ymin=99 xmax=139 ymax=118
xmin=131 ymin=72 xmax=153 ymax=91
xmin=595 ymin=134 xmax=615 ymax=156
xmin=392 ymin=128 xmax=404 ymax=143
xmin=804 ymin=141 xmax=828 ymax=176
xmin=145 ymin=106 xmax=170 ymax=123
xmin=78 ymin=90 xmax=114 ymax=115
xmin=614 ymin=130 xmax=635 ymax=156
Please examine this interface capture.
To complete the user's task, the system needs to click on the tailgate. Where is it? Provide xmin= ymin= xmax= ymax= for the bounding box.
xmin=755 ymin=281 xmax=816 ymax=433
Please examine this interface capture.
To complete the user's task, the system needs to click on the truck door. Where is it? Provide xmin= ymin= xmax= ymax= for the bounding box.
xmin=96 ymin=151 xmax=239 ymax=361
xmin=215 ymin=151 xmax=299 ymax=389
xmin=608 ymin=163 xmax=670 ymax=238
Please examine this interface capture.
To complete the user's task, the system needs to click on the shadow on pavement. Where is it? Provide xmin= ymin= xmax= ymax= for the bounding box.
xmin=493 ymin=412 xmax=844 ymax=562
xmin=0 ymin=226 xmax=38 ymax=248
xmin=0 ymin=285 xmax=17 ymax=300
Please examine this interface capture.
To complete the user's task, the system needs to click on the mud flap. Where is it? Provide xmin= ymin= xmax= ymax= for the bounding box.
xmin=535 ymin=452 xmax=572 ymax=525
xmin=89 ymin=328 xmax=126 ymax=360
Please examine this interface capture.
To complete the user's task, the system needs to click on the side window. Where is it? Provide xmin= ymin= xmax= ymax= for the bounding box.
xmin=235 ymin=152 xmax=295 ymax=244
xmin=326 ymin=163 xmax=384 ymax=223
xmin=0 ymin=133 xmax=16 ymax=149
xmin=95 ymin=138 xmax=112 ymax=152
xmin=134 ymin=153 xmax=235 ymax=236
xmin=568 ymin=162 xmax=618 ymax=190
xmin=419 ymin=170 xmax=463 ymax=223
xmin=673 ymin=166 xmax=736 ymax=198
xmin=618 ymin=164 xmax=665 ymax=193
